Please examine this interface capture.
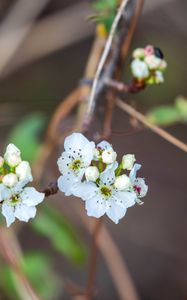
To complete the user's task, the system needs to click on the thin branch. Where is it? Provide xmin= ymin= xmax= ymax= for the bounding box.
xmin=116 ymin=98 xmax=187 ymax=153
xmin=85 ymin=218 xmax=102 ymax=300
xmin=84 ymin=0 xmax=130 ymax=127
xmin=0 ymin=228 xmax=42 ymax=300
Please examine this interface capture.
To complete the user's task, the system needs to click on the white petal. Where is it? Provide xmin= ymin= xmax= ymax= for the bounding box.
xmin=97 ymin=141 xmax=113 ymax=150
xmin=57 ymin=152 xmax=73 ymax=174
xmin=85 ymin=195 xmax=106 ymax=218
xmin=82 ymin=142 xmax=95 ymax=165
xmin=129 ymin=163 xmax=141 ymax=181
xmin=64 ymin=133 xmax=94 ymax=156
xmin=2 ymin=203 xmax=15 ymax=227
xmin=114 ymin=191 xmax=136 ymax=208
xmin=100 ymin=161 xmax=118 ymax=185
xmin=11 ymin=180 xmax=26 ymax=195
xmin=134 ymin=177 xmax=148 ymax=198
xmin=20 ymin=187 xmax=45 ymax=206
xmin=72 ymin=181 xmax=97 ymax=200
xmin=14 ymin=204 xmax=36 ymax=222
xmin=106 ymin=199 xmax=127 ymax=224
xmin=57 ymin=173 xmax=79 ymax=196
xmin=0 ymin=184 xmax=11 ymax=201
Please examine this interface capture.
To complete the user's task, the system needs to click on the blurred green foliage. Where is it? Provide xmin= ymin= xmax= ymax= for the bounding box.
xmin=0 ymin=252 xmax=59 ymax=300
xmin=147 ymin=96 xmax=187 ymax=126
xmin=32 ymin=205 xmax=87 ymax=265
xmin=92 ymin=0 xmax=119 ymax=32
xmin=7 ymin=113 xmax=45 ymax=163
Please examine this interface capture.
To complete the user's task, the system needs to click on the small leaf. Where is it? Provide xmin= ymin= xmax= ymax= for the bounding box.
xmin=175 ymin=96 xmax=187 ymax=121
xmin=32 ymin=205 xmax=87 ymax=264
xmin=7 ymin=113 xmax=45 ymax=163
xmin=147 ymin=105 xmax=180 ymax=126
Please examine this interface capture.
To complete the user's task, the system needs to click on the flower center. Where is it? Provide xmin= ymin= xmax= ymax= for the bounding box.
xmin=100 ymin=186 xmax=112 ymax=198
xmin=10 ymin=195 xmax=20 ymax=206
xmin=134 ymin=185 xmax=141 ymax=195
xmin=70 ymin=159 xmax=82 ymax=171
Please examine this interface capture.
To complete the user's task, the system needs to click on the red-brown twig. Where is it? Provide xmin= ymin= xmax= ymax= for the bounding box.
xmin=116 ymin=98 xmax=187 ymax=153
xmin=85 ymin=218 xmax=102 ymax=300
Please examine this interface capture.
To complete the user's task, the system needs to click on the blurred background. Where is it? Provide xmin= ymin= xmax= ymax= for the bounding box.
xmin=0 ymin=0 xmax=187 ymax=299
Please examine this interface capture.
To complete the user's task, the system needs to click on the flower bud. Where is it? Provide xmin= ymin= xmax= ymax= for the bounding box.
xmin=159 ymin=60 xmax=167 ymax=70
xmin=102 ymin=149 xmax=117 ymax=164
xmin=155 ymin=71 xmax=164 ymax=84
xmin=122 ymin=154 xmax=136 ymax=170
xmin=0 ymin=156 xmax=4 ymax=168
xmin=144 ymin=55 xmax=161 ymax=69
xmin=2 ymin=173 xmax=18 ymax=187
xmin=16 ymin=161 xmax=33 ymax=182
xmin=144 ymin=45 xmax=154 ymax=56
xmin=93 ymin=148 xmax=100 ymax=160
xmin=131 ymin=59 xmax=149 ymax=79
xmin=4 ymin=144 xmax=21 ymax=167
xmin=85 ymin=166 xmax=99 ymax=182
xmin=132 ymin=48 xmax=145 ymax=59
xmin=114 ymin=175 xmax=131 ymax=191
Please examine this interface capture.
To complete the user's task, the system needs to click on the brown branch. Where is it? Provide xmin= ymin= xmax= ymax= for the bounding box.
xmin=105 ymin=78 xmax=145 ymax=93
xmin=84 ymin=0 xmax=131 ymax=127
xmin=116 ymin=98 xmax=187 ymax=153
xmin=85 ymin=218 xmax=102 ymax=300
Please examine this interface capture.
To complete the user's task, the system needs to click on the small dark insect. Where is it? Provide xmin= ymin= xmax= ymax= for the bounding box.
xmin=154 ymin=47 xmax=164 ymax=59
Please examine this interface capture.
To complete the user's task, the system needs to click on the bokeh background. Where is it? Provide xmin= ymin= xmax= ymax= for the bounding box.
xmin=0 ymin=0 xmax=187 ymax=299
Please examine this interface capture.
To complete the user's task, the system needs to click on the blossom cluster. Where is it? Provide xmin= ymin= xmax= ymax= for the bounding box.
xmin=57 ymin=133 xmax=148 ymax=224
xmin=131 ymin=45 xmax=167 ymax=85
xmin=0 ymin=144 xmax=44 ymax=227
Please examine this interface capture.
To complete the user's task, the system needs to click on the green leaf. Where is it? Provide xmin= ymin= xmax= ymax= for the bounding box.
xmin=94 ymin=0 xmax=117 ymax=11
xmin=0 ymin=252 xmax=59 ymax=300
xmin=32 ymin=205 xmax=87 ymax=265
xmin=147 ymin=105 xmax=181 ymax=126
xmin=7 ymin=113 xmax=45 ymax=163
xmin=175 ymin=96 xmax=187 ymax=121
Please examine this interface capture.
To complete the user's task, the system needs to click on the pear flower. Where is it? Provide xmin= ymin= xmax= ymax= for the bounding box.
xmin=85 ymin=166 xmax=99 ymax=182
xmin=57 ymin=133 xmax=95 ymax=196
xmin=16 ymin=161 xmax=33 ymax=183
xmin=0 ymin=143 xmax=45 ymax=226
xmin=129 ymin=164 xmax=148 ymax=204
xmin=72 ymin=163 xmax=136 ymax=224
xmin=0 ymin=184 xmax=44 ymax=227
xmin=131 ymin=45 xmax=167 ymax=85
xmin=4 ymin=144 xmax=21 ymax=167
xmin=2 ymin=173 xmax=18 ymax=188
xmin=122 ymin=154 xmax=136 ymax=170
xmin=57 ymin=133 xmax=148 ymax=224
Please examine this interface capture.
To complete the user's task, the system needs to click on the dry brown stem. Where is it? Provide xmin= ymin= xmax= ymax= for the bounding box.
xmin=117 ymin=99 xmax=187 ymax=153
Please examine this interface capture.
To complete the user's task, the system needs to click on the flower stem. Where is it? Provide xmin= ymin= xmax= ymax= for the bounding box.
xmin=85 ymin=218 xmax=102 ymax=300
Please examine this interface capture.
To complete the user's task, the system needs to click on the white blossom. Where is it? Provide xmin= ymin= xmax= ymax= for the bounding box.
xmin=129 ymin=164 xmax=148 ymax=204
xmin=155 ymin=71 xmax=164 ymax=84
xmin=132 ymin=48 xmax=145 ymax=59
xmin=97 ymin=141 xmax=117 ymax=164
xmin=57 ymin=133 xmax=95 ymax=196
xmin=85 ymin=166 xmax=99 ymax=182
xmin=72 ymin=163 xmax=136 ymax=224
xmin=122 ymin=154 xmax=136 ymax=170
xmin=4 ymin=144 xmax=22 ymax=167
xmin=114 ymin=175 xmax=131 ymax=191
xmin=0 ymin=183 xmax=44 ymax=227
xmin=16 ymin=161 xmax=33 ymax=183
xmin=131 ymin=59 xmax=149 ymax=79
xmin=144 ymin=55 xmax=162 ymax=70
xmin=2 ymin=173 xmax=18 ymax=188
